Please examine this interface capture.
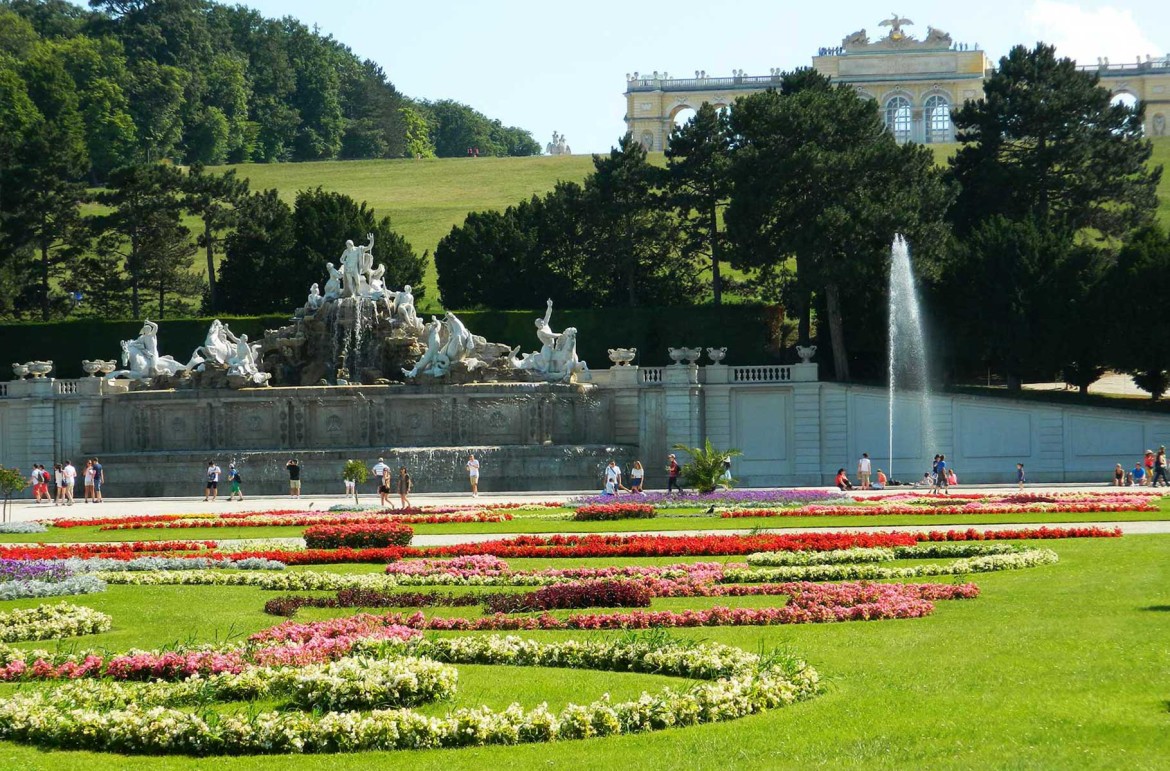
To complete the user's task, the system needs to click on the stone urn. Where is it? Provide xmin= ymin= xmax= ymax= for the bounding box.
xmin=98 ymin=360 xmax=118 ymax=377
xmin=11 ymin=363 xmax=29 ymax=380
xmin=667 ymin=347 xmax=687 ymax=366
xmin=26 ymin=361 xmax=53 ymax=378
xmin=682 ymin=347 xmax=703 ymax=365
xmin=706 ymin=347 xmax=728 ymax=366
xmin=81 ymin=360 xmax=103 ymax=377
xmin=795 ymin=345 xmax=817 ymax=364
xmin=607 ymin=347 xmax=637 ymax=366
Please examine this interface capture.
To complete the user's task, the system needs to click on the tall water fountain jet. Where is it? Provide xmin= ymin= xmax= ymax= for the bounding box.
xmin=887 ymin=234 xmax=935 ymax=482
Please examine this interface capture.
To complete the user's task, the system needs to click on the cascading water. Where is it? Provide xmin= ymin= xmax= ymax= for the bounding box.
xmin=887 ymin=234 xmax=935 ymax=482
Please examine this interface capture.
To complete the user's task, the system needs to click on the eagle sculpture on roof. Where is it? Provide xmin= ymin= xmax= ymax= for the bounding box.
xmin=879 ymin=13 xmax=913 ymax=39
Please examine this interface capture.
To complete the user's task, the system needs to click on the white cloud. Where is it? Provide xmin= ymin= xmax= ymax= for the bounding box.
xmin=1024 ymin=1 xmax=1164 ymax=65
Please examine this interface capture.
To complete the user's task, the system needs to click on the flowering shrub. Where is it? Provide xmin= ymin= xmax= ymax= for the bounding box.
xmin=304 ymin=523 xmax=414 ymax=549
xmin=482 ymin=580 xmax=653 ymax=614
xmin=61 ymin=556 xmax=286 ymax=572
xmin=0 ymin=633 xmax=820 ymax=755
xmin=572 ymin=503 xmax=655 ymax=521
xmin=0 ymin=603 xmax=111 ymax=643
xmin=569 ymin=489 xmax=847 ymax=509
xmin=0 ymin=558 xmax=75 ymax=583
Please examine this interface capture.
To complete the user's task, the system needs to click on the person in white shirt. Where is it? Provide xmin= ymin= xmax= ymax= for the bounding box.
xmin=83 ymin=460 xmax=96 ymax=503
xmin=466 ymin=454 xmax=480 ymax=497
xmin=857 ymin=452 xmax=872 ymax=490
xmin=370 ymin=457 xmax=390 ymax=500
xmin=604 ymin=460 xmax=622 ymax=495
xmin=61 ymin=461 xmax=77 ymax=506
xmin=204 ymin=461 xmax=222 ymax=501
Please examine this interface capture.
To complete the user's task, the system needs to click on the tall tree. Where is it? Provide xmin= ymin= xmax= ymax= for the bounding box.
xmin=950 ymin=43 xmax=1161 ymax=239
xmin=727 ymin=81 xmax=952 ymax=380
xmin=665 ymin=102 xmax=732 ymax=304
xmin=216 ymin=188 xmax=296 ymax=313
xmin=1103 ymin=226 xmax=1170 ymax=399
xmin=181 ymin=163 xmax=247 ymax=313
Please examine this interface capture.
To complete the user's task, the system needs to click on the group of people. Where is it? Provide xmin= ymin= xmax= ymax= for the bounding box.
xmin=1114 ymin=446 xmax=1168 ymax=487
xmin=836 ymin=452 xmax=889 ymax=491
xmin=600 ymin=452 xmax=712 ymax=496
xmin=203 ymin=461 xmax=244 ymax=502
xmin=367 ymin=457 xmax=414 ymax=508
xmin=28 ymin=458 xmax=105 ymax=505
xmin=836 ymin=452 xmax=963 ymax=492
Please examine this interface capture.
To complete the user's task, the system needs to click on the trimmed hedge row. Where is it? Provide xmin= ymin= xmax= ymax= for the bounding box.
xmin=1 ymin=306 xmax=780 ymax=378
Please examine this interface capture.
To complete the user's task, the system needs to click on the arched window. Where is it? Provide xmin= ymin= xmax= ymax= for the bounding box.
xmin=885 ymin=96 xmax=912 ymax=143
xmin=924 ymin=95 xmax=952 ymax=143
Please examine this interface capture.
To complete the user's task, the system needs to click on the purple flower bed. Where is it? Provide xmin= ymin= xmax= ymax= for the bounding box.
xmin=0 ymin=559 xmax=75 ymax=584
xmin=567 ymin=489 xmax=847 ymax=509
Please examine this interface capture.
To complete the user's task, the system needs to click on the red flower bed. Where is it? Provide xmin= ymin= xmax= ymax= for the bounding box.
xmin=912 ymin=526 xmax=1122 ymax=541
xmin=0 ymin=541 xmax=218 ymax=561
xmin=96 ymin=511 xmax=510 ymax=530
xmin=303 ymin=522 xmax=414 ymax=549
xmin=572 ymin=503 xmax=656 ymax=521
xmin=231 ymin=547 xmax=406 ymax=565
xmin=482 ymin=579 xmax=653 ymax=613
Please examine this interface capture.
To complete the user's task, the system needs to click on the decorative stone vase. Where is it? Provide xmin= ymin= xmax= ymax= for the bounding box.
xmin=98 ymin=360 xmax=118 ymax=376
xmin=667 ymin=347 xmax=687 ymax=366
xmin=682 ymin=347 xmax=703 ymax=365
xmin=81 ymin=360 xmax=103 ymax=377
xmin=607 ymin=348 xmax=637 ymax=366
xmin=11 ymin=363 xmax=29 ymax=380
xmin=706 ymin=347 xmax=728 ymax=366
xmin=796 ymin=345 xmax=817 ymax=364
xmin=26 ymin=361 xmax=53 ymax=378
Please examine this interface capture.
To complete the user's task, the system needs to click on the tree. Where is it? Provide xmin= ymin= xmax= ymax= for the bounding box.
xmin=127 ymin=59 xmax=186 ymax=162
xmin=665 ymin=102 xmax=732 ymax=304
xmin=216 ymin=188 xmax=296 ymax=313
xmin=727 ymin=82 xmax=952 ymax=380
xmin=181 ymin=163 xmax=248 ymax=312
xmin=0 ymin=465 xmax=28 ymax=522
xmin=53 ymin=35 xmax=138 ymax=179
xmin=1103 ymin=226 xmax=1170 ymax=399
xmin=400 ymin=105 xmax=435 ymax=159
xmin=950 ymin=44 xmax=1161 ymax=239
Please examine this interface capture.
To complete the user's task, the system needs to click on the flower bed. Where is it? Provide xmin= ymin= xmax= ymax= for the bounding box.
xmin=303 ymin=523 xmax=414 ymax=549
xmin=0 ymin=521 xmax=48 ymax=534
xmin=721 ymin=492 xmax=1160 ymax=518
xmin=726 ymin=549 xmax=1058 ymax=582
xmin=0 ymin=632 xmax=819 ymax=756
xmin=569 ymin=489 xmax=847 ymax=509
xmin=572 ymin=503 xmax=656 ymax=521
xmin=482 ymin=580 xmax=653 ymax=614
xmin=265 ymin=588 xmax=485 ymax=617
xmin=0 ymin=603 xmax=112 ymax=643
xmin=745 ymin=542 xmax=1018 ymax=566
xmin=0 ymin=558 xmax=108 ymax=601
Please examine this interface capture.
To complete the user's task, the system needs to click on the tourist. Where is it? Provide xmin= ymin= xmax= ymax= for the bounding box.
xmin=723 ymin=456 xmax=733 ymax=483
xmin=371 ymin=457 xmax=390 ymax=496
xmin=1016 ymin=462 xmax=1026 ymax=491
xmin=604 ymin=459 xmax=622 ymax=495
xmin=1133 ymin=462 xmax=1146 ymax=486
xmin=83 ymin=460 xmax=95 ymax=503
xmin=29 ymin=466 xmax=43 ymax=503
xmin=39 ymin=464 xmax=50 ymax=502
xmin=1114 ymin=463 xmax=1126 ymax=486
xmin=874 ymin=468 xmax=887 ymax=490
xmin=53 ymin=463 xmax=65 ymax=505
xmin=1152 ymin=446 xmax=1167 ymax=487
xmin=629 ymin=460 xmax=645 ymax=493
xmin=857 ymin=452 xmax=872 ymax=490
xmin=466 ymin=454 xmax=480 ymax=498
xmin=835 ymin=468 xmax=854 ymax=491
xmin=666 ymin=453 xmax=683 ymax=495
xmin=285 ymin=459 xmax=301 ymax=498
xmin=227 ymin=463 xmax=245 ymax=502
xmin=343 ymin=461 xmax=356 ymax=498
xmin=204 ymin=460 xmax=222 ymax=502
xmin=92 ymin=458 xmax=104 ymax=502
xmin=946 ymin=467 xmax=958 ymax=487
xmin=934 ymin=455 xmax=949 ymax=494
xmin=916 ymin=472 xmax=933 ymax=488
xmin=1144 ymin=450 xmax=1155 ymax=484
xmin=378 ymin=464 xmax=392 ymax=508
xmin=62 ymin=460 xmax=77 ymax=505
xmin=398 ymin=466 xmax=412 ymax=508
xmin=929 ymin=455 xmax=941 ymax=493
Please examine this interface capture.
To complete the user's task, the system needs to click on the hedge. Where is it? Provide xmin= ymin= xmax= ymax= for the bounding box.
xmin=1 ymin=306 xmax=781 ymax=379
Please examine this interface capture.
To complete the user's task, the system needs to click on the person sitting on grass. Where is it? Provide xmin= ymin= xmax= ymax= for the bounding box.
xmin=873 ymin=469 xmax=887 ymax=490
xmin=835 ymin=468 xmax=853 ymax=491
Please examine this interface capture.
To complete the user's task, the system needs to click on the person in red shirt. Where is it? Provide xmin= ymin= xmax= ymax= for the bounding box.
xmin=835 ymin=468 xmax=854 ymax=491
xmin=666 ymin=453 xmax=683 ymax=495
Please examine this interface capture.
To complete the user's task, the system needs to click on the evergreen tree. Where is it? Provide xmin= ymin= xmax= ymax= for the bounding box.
xmin=1103 ymin=226 xmax=1170 ymax=399
xmin=181 ymin=163 xmax=248 ymax=313
xmin=216 ymin=188 xmax=296 ymax=313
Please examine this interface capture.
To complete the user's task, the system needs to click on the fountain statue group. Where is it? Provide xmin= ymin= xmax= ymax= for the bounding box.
xmin=100 ymin=234 xmax=590 ymax=388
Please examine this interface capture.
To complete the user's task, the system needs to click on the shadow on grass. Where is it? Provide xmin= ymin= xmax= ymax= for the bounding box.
xmin=1142 ymin=605 xmax=1170 ymax=611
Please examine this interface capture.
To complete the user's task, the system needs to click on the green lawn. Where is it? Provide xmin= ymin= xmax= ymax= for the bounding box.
xmin=0 ymin=534 xmax=1167 ymax=768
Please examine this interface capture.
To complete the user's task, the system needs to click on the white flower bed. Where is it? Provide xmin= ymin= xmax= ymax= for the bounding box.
xmin=726 ymin=548 xmax=1059 ymax=583
xmin=0 ymin=521 xmax=48 ymax=534
xmin=65 ymin=556 xmax=286 ymax=572
xmin=0 ymin=603 xmax=112 ymax=643
xmin=0 ymin=575 xmax=107 ymax=601
xmin=0 ymin=634 xmax=820 ymax=755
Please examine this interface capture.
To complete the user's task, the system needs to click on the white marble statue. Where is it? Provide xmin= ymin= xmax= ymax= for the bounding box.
xmin=545 ymin=131 xmax=572 ymax=156
xmin=393 ymin=284 xmax=422 ymax=330
xmin=196 ymin=319 xmax=235 ymax=368
xmin=511 ymin=299 xmax=589 ymax=382
xmin=324 ymin=262 xmax=343 ymax=301
xmin=340 ymin=233 xmax=375 ymax=298
xmin=401 ymin=312 xmax=485 ymax=378
xmin=111 ymin=320 xmax=193 ymax=380
xmin=305 ymin=283 xmax=324 ymax=312
xmin=227 ymin=333 xmax=269 ymax=384
xmin=403 ymin=316 xmax=445 ymax=378
xmin=368 ymin=266 xmax=387 ymax=300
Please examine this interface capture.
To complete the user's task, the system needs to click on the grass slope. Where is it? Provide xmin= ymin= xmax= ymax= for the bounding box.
xmin=0 ymin=535 xmax=1167 ymax=768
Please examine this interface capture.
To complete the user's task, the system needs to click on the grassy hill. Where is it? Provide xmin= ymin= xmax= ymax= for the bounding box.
xmin=210 ymin=137 xmax=1170 ymax=308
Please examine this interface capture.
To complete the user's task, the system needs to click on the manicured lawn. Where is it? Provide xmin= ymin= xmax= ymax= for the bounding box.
xmin=0 ymin=534 xmax=1167 ymax=768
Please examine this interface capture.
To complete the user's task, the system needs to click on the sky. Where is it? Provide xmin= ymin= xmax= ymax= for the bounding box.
xmin=231 ymin=0 xmax=1169 ymax=153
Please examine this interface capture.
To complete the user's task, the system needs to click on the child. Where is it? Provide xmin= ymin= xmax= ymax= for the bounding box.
xmin=1016 ymin=463 xmax=1025 ymax=490
xmin=227 ymin=463 xmax=244 ymax=502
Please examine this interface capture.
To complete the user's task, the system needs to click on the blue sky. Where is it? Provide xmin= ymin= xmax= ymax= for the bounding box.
xmin=233 ymin=1 xmax=1167 ymax=152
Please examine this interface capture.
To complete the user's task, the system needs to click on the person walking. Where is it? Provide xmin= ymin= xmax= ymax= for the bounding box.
xmin=1152 ymin=447 xmax=1168 ymax=487
xmin=378 ymin=464 xmax=393 ymax=508
xmin=62 ymin=460 xmax=77 ymax=506
xmin=629 ymin=460 xmax=645 ymax=493
xmin=666 ymin=453 xmax=683 ymax=495
xmin=83 ymin=460 xmax=96 ymax=503
xmin=398 ymin=466 xmax=412 ymax=508
xmin=29 ymin=466 xmax=44 ymax=503
xmin=53 ymin=463 xmax=65 ymax=506
xmin=204 ymin=460 xmax=222 ymax=502
xmin=1016 ymin=462 xmax=1026 ymax=491
xmin=227 ymin=463 xmax=245 ymax=502
xmin=370 ymin=457 xmax=389 ymax=495
xmin=285 ymin=459 xmax=301 ymax=498
xmin=92 ymin=458 xmax=104 ymax=503
xmin=466 ymin=454 xmax=480 ymax=498
xmin=604 ymin=460 xmax=622 ymax=495
xmin=934 ymin=455 xmax=949 ymax=495
xmin=857 ymin=452 xmax=872 ymax=490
